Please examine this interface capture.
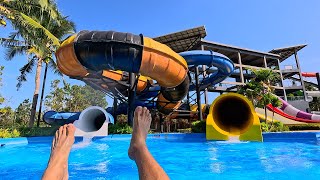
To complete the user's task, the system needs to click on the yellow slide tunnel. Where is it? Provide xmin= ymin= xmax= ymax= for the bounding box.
xmin=206 ymin=93 xmax=263 ymax=142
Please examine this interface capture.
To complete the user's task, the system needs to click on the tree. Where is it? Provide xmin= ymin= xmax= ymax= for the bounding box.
xmin=238 ymin=69 xmax=281 ymax=126
xmin=15 ymin=99 xmax=32 ymax=127
xmin=0 ymin=106 xmax=14 ymax=127
xmin=1 ymin=0 xmax=75 ymax=127
xmin=0 ymin=66 xmax=14 ymax=127
xmin=269 ymin=95 xmax=282 ymax=124
xmin=0 ymin=66 xmax=4 ymax=105
xmin=305 ymin=84 xmax=320 ymax=111
xmin=45 ymin=80 xmax=108 ymax=112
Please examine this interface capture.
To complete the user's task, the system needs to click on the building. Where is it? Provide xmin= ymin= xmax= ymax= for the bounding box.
xmin=154 ymin=26 xmax=312 ymax=113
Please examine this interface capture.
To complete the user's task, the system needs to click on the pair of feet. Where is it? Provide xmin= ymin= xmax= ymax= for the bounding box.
xmin=43 ymin=106 xmax=152 ymax=180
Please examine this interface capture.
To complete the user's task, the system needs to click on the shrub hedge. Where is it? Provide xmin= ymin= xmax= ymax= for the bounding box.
xmin=261 ymin=122 xmax=289 ymax=132
xmin=108 ymin=123 xmax=133 ymax=134
xmin=288 ymin=124 xmax=320 ymax=131
xmin=191 ymin=120 xmax=206 ymax=133
xmin=0 ymin=126 xmax=59 ymax=138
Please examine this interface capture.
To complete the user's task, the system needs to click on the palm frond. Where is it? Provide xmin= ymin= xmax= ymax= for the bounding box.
xmin=16 ymin=56 xmax=36 ymax=89
xmin=47 ymin=57 xmax=62 ymax=76
xmin=5 ymin=45 xmax=28 ymax=60
xmin=18 ymin=12 xmax=60 ymax=46
xmin=0 ymin=37 xmax=26 ymax=47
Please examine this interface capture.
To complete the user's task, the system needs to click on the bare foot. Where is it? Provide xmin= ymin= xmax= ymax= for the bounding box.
xmin=128 ymin=106 xmax=152 ymax=160
xmin=42 ymin=124 xmax=75 ymax=180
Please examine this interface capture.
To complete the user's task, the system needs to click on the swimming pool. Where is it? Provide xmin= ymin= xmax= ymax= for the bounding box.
xmin=1 ymin=133 xmax=320 ymax=180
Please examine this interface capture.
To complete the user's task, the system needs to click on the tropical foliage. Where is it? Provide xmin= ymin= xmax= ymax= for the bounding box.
xmin=45 ymin=80 xmax=108 ymax=112
xmin=0 ymin=0 xmax=75 ymax=127
xmin=238 ymin=69 xmax=282 ymax=130
xmin=260 ymin=122 xmax=289 ymax=132
xmin=15 ymin=99 xmax=32 ymax=126
xmin=108 ymin=123 xmax=133 ymax=134
xmin=306 ymin=85 xmax=320 ymax=111
xmin=0 ymin=66 xmax=4 ymax=105
xmin=191 ymin=120 xmax=206 ymax=133
xmin=0 ymin=128 xmax=20 ymax=138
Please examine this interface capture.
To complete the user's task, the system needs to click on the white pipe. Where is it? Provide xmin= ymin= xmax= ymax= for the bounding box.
xmin=73 ymin=106 xmax=114 ymax=137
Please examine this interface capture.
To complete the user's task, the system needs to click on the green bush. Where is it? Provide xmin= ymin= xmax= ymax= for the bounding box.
xmin=108 ymin=123 xmax=133 ymax=134
xmin=0 ymin=128 xmax=20 ymax=138
xmin=288 ymin=124 xmax=320 ymax=131
xmin=261 ymin=122 xmax=289 ymax=132
xmin=191 ymin=120 xmax=206 ymax=133
xmin=18 ymin=127 xmax=59 ymax=137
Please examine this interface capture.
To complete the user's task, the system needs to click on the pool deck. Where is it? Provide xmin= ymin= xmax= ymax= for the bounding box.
xmin=1 ymin=132 xmax=320 ymax=146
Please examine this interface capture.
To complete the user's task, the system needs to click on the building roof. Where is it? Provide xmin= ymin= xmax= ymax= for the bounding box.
xmin=201 ymin=39 xmax=280 ymax=58
xmin=269 ymin=44 xmax=307 ymax=62
xmin=153 ymin=26 xmax=206 ymax=53
xmin=154 ymin=26 xmax=305 ymax=67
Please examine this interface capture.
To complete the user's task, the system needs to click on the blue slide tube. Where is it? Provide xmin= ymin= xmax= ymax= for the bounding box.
xmin=180 ymin=50 xmax=234 ymax=91
xmin=43 ymin=110 xmax=114 ymax=126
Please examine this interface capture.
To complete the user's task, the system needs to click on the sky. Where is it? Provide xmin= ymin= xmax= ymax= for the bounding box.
xmin=0 ymin=0 xmax=320 ymax=109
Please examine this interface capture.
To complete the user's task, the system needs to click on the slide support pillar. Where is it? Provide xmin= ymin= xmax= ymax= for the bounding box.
xmin=294 ymin=50 xmax=307 ymax=101
xmin=195 ymin=66 xmax=203 ymax=120
xmin=277 ymin=58 xmax=287 ymax=101
xmin=201 ymin=45 xmax=208 ymax=104
xmin=316 ymin=72 xmax=320 ymax=90
xmin=128 ymin=73 xmax=136 ymax=126
xmin=238 ymin=52 xmax=244 ymax=83
xmin=113 ymin=98 xmax=118 ymax=124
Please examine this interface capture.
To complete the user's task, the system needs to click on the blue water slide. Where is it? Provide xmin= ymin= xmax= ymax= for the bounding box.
xmin=180 ymin=50 xmax=234 ymax=90
xmin=107 ymin=100 xmax=157 ymax=116
xmin=43 ymin=110 xmax=114 ymax=126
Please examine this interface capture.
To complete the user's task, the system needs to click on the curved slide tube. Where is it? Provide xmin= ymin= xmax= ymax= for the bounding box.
xmin=180 ymin=50 xmax=234 ymax=91
xmin=301 ymin=72 xmax=317 ymax=77
xmin=56 ymin=30 xmax=189 ymax=114
xmin=267 ymin=96 xmax=320 ymax=123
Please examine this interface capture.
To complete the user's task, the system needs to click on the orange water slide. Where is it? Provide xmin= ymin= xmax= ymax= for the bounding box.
xmin=55 ymin=31 xmax=189 ymax=113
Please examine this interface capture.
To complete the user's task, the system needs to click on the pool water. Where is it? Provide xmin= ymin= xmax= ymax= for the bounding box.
xmin=1 ymin=134 xmax=320 ymax=180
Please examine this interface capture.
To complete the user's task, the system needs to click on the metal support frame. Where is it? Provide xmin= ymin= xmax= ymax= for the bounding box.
xmin=277 ymin=59 xmax=287 ymax=101
xmin=294 ymin=50 xmax=307 ymax=101
xmin=263 ymin=55 xmax=268 ymax=68
xmin=113 ymin=98 xmax=118 ymax=124
xmin=195 ymin=66 xmax=203 ymax=120
xmin=237 ymin=51 xmax=245 ymax=83
xmin=316 ymin=73 xmax=320 ymax=90
xmin=127 ymin=73 xmax=136 ymax=126
xmin=201 ymin=45 xmax=209 ymax=104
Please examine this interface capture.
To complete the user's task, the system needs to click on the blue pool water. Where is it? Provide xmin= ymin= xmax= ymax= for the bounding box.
xmin=1 ymin=133 xmax=320 ymax=179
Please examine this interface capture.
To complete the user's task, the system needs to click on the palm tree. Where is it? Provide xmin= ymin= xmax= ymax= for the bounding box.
xmin=238 ymin=69 xmax=281 ymax=126
xmin=269 ymin=95 xmax=282 ymax=124
xmin=0 ymin=0 xmax=75 ymax=127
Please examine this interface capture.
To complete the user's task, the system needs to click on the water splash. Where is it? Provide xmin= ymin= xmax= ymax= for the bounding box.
xmin=228 ymin=136 xmax=241 ymax=143
xmin=72 ymin=134 xmax=94 ymax=149
xmin=215 ymin=136 xmax=248 ymax=144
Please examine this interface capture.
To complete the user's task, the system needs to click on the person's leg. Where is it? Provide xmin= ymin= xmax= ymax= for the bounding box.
xmin=42 ymin=124 xmax=75 ymax=180
xmin=128 ymin=107 xmax=170 ymax=180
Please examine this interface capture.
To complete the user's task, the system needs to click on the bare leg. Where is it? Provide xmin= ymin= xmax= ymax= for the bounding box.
xmin=42 ymin=124 xmax=75 ymax=180
xmin=128 ymin=107 xmax=170 ymax=180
